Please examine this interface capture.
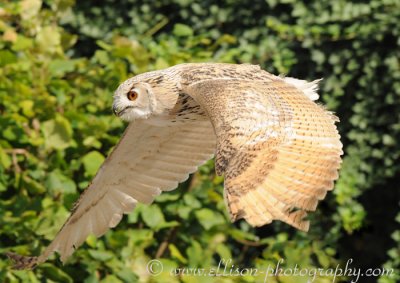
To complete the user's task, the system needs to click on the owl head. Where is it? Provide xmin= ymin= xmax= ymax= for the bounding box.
xmin=112 ymin=70 xmax=181 ymax=122
xmin=112 ymin=80 xmax=157 ymax=121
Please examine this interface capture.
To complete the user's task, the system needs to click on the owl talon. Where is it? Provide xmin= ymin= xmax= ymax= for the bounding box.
xmin=5 ymin=252 xmax=38 ymax=270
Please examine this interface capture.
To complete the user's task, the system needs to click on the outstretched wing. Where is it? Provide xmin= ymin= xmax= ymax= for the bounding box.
xmin=184 ymin=77 xmax=342 ymax=231
xmin=7 ymin=118 xmax=216 ymax=269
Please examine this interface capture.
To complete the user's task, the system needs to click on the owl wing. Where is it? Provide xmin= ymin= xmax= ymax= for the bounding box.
xmin=184 ymin=77 xmax=342 ymax=231
xmin=7 ymin=118 xmax=216 ymax=269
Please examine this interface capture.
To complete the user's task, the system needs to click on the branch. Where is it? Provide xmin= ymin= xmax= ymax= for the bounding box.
xmin=155 ymin=227 xmax=178 ymax=259
xmin=4 ymin=149 xmax=28 ymax=173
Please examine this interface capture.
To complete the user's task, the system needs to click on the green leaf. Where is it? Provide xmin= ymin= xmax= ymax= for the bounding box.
xmin=116 ymin=269 xmax=138 ymax=283
xmin=100 ymin=275 xmax=123 ymax=283
xmin=36 ymin=25 xmax=61 ymax=53
xmin=22 ymin=174 xmax=46 ymax=194
xmin=39 ymin=263 xmax=73 ymax=283
xmin=0 ymin=50 xmax=18 ymax=66
xmin=88 ymin=250 xmax=114 ymax=262
xmin=83 ymin=136 xmax=102 ymax=149
xmin=45 ymin=170 xmax=77 ymax=195
xmin=0 ymin=147 xmax=12 ymax=169
xmin=129 ymin=229 xmax=154 ymax=247
xmin=141 ymin=205 xmax=165 ymax=229
xmin=216 ymin=243 xmax=232 ymax=260
xmin=12 ymin=35 xmax=33 ymax=51
xmin=169 ymin=243 xmax=187 ymax=264
xmin=19 ymin=100 xmax=34 ymax=117
xmin=85 ymin=234 xmax=98 ymax=249
xmin=35 ymin=204 xmax=69 ymax=238
xmin=156 ymin=220 xmax=180 ymax=230
xmin=194 ymin=208 xmax=225 ymax=230
xmin=0 ymin=181 xmax=6 ymax=192
xmin=186 ymin=240 xmax=203 ymax=267
xmin=48 ymin=59 xmax=76 ymax=77
xmin=156 ymin=259 xmax=180 ymax=282
xmin=82 ymin=151 xmax=105 ymax=177
xmin=173 ymin=24 xmax=193 ymax=37
xmin=42 ymin=115 xmax=73 ymax=150
xmin=83 ymin=274 xmax=98 ymax=283
xmin=183 ymin=194 xmax=201 ymax=209
xmin=20 ymin=0 xmax=42 ymax=20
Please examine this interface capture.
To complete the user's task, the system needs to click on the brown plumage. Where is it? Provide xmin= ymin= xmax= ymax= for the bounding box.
xmin=7 ymin=63 xmax=342 ymax=269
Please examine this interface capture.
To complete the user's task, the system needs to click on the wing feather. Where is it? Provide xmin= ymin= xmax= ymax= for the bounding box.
xmin=8 ymin=118 xmax=216 ymax=269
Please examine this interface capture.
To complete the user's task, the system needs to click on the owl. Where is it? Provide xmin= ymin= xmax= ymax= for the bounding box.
xmin=7 ymin=63 xmax=342 ymax=269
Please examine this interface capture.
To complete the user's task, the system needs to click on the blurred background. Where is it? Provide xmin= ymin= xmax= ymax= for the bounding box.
xmin=0 ymin=0 xmax=399 ymax=282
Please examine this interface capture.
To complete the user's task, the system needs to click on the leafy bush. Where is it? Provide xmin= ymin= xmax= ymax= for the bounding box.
xmin=0 ymin=0 xmax=399 ymax=282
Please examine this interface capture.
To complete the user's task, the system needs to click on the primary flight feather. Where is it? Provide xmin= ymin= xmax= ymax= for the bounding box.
xmin=7 ymin=63 xmax=342 ymax=269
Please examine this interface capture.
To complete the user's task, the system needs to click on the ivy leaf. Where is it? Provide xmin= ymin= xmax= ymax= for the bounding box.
xmin=169 ymin=243 xmax=187 ymax=264
xmin=42 ymin=115 xmax=73 ymax=150
xmin=186 ymin=240 xmax=203 ymax=267
xmin=45 ymin=170 xmax=77 ymax=195
xmin=48 ymin=59 xmax=77 ymax=77
xmin=0 ymin=147 xmax=12 ymax=169
xmin=36 ymin=25 xmax=61 ymax=53
xmin=141 ymin=205 xmax=165 ymax=229
xmin=82 ymin=151 xmax=105 ymax=177
xmin=39 ymin=263 xmax=73 ymax=283
xmin=88 ymin=250 xmax=114 ymax=262
xmin=173 ymin=24 xmax=193 ymax=37
xmin=194 ymin=208 xmax=225 ymax=230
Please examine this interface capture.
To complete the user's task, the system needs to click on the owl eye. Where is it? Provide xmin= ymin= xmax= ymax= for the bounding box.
xmin=127 ymin=90 xmax=139 ymax=101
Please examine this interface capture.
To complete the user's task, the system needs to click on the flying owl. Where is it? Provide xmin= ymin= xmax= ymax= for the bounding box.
xmin=7 ymin=63 xmax=342 ymax=269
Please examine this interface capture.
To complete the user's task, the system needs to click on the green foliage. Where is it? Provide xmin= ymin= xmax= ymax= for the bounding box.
xmin=0 ymin=0 xmax=399 ymax=282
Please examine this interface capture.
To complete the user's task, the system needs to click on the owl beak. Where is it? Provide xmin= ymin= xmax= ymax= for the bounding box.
xmin=112 ymin=104 xmax=118 ymax=116
xmin=113 ymin=104 xmax=134 ymax=117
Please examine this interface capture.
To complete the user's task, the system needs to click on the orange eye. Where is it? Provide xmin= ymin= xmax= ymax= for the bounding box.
xmin=127 ymin=90 xmax=138 ymax=101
